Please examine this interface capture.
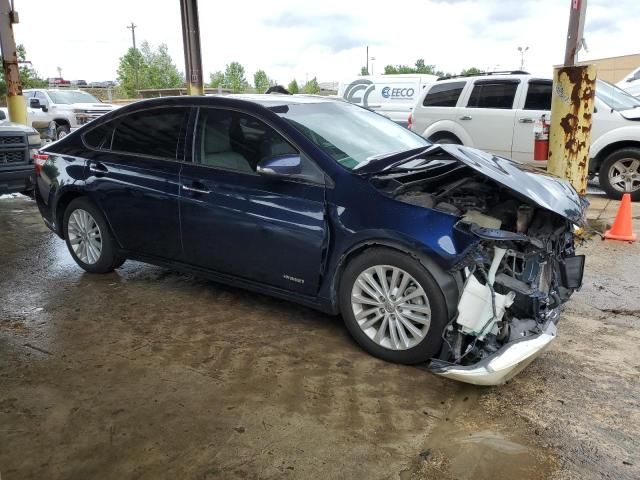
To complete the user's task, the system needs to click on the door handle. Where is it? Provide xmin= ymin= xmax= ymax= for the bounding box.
xmin=459 ymin=115 xmax=472 ymax=120
xmin=518 ymin=118 xmax=534 ymax=123
xmin=88 ymin=162 xmax=108 ymax=175
xmin=182 ymin=184 xmax=211 ymax=195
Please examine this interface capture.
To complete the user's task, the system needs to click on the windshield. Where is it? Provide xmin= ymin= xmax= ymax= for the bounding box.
xmin=278 ymin=101 xmax=429 ymax=169
xmin=47 ymin=90 xmax=101 ymax=104
xmin=596 ymin=79 xmax=640 ymax=111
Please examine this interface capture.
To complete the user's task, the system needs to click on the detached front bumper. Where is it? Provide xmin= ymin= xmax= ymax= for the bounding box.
xmin=430 ymin=321 xmax=557 ymax=386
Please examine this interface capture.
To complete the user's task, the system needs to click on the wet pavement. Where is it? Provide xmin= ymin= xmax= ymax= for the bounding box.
xmin=0 ymin=193 xmax=638 ymax=480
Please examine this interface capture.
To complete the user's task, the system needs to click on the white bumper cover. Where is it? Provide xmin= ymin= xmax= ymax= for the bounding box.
xmin=430 ymin=322 xmax=557 ymax=386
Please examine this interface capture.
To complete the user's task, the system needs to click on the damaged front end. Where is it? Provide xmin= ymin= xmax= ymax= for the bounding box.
xmin=369 ymin=145 xmax=587 ymax=385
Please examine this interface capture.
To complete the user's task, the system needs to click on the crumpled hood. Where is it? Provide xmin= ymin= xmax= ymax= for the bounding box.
xmin=361 ymin=144 xmax=587 ymax=225
xmin=437 ymin=145 xmax=587 ymax=225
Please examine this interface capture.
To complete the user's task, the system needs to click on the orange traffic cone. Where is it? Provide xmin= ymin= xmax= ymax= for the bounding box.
xmin=604 ymin=193 xmax=637 ymax=242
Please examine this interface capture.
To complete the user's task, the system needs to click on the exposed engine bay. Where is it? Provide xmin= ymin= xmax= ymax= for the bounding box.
xmin=370 ymin=149 xmax=586 ymax=384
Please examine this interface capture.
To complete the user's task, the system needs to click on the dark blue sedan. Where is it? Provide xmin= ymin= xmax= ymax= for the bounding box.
xmin=34 ymin=94 xmax=586 ymax=385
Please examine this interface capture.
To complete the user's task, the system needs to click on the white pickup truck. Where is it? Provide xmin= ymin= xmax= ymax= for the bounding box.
xmin=410 ymin=72 xmax=640 ymax=200
xmin=21 ymin=89 xmax=116 ymax=139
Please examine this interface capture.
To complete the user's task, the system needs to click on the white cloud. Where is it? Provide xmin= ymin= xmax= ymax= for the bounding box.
xmin=13 ymin=0 xmax=640 ymax=86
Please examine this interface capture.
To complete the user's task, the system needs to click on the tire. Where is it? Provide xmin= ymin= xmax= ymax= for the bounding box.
xmin=56 ymin=124 xmax=70 ymax=140
xmin=598 ymin=148 xmax=640 ymax=201
xmin=429 ymin=134 xmax=462 ymax=145
xmin=339 ymin=248 xmax=448 ymax=364
xmin=63 ymin=197 xmax=125 ymax=273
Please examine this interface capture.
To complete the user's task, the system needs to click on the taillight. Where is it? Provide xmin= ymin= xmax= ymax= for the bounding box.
xmin=33 ymin=152 xmax=48 ymax=175
xmin=407 ymin=113 xmax=413 ymax=130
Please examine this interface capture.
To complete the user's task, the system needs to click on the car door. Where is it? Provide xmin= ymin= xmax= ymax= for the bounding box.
xmin=512 ymin=80 xmax=552 ymax=163
xmin=461 ymin=79 xmax=520 ymax=157
xmin=412 ymin=81 xmax=466 ymax=136
xmin=179 ymin=107 xmax=328 ymax=296
xmin=82 ymin=106 xmax=190 ymax=260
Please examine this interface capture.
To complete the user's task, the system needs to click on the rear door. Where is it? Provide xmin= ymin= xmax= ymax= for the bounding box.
xmin=412 ymin=81 xmax=466 ymax=135
xmin=82 ymin=106 xmax=190 ymax=260
xmin=461 ymin=79 xmax=520 ymax=157
xmin=179 ymin=107 xmax=328 ymax=295
xmin=512 ymin=80 xmax=552 ymax=163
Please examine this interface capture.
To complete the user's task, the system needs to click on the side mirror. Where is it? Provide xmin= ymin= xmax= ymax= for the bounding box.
xmin=257 ymin=154 xmax=302 ymax=178
xmin=29 ymin=98 xmax=41 ymax=109
xmin=0 ymin=110 xmax=5 ymax=120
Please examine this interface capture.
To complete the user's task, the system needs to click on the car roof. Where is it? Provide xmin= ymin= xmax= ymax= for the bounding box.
xmin=436 ymin=73 xmax=550 ymax=83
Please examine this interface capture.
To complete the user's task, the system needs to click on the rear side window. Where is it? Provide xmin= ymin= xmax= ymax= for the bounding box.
xmin=84 ymin=124 xmax=114 ymax=149
xmin=111 ymin=107 xmax=188 ymax=159
xmin=467 ymin=81 xmax=518 ymax=109
xmin=422 ymin=82 xmax=466 ymax=107
xmin=524 ymin=82 xmax=552 ymax=110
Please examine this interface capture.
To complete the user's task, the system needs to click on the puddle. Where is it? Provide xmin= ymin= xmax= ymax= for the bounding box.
xmin=411 ymin=386 xmax=557 ymax=480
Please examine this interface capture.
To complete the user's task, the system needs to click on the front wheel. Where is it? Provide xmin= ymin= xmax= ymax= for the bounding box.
xmin=339 ymin=248 xmax=448 ymax=364
xmin=63 ymin=197 xmax=125 ymax=273
xmin=56 ymin=124 xmax=70 ymax=139
xmin=599 ymin=148 xmax=640 ymax=201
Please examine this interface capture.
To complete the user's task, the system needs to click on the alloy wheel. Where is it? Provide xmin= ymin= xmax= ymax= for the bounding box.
xmin=351 ymin=265 xmax=431 ymax=350
xmin=608 ymin=158 xmax=640 ymax=193
xmin=67 ymin=209 xmax=102 ymax=264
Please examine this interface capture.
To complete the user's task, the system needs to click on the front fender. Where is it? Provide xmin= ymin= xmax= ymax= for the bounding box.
xmin=590 ymin=127 xmax=640 ymax=159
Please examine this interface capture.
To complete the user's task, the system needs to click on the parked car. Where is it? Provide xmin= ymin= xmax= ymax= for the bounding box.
xmin=338 ymin=74 xmax=438 ymax=126
xmin=0 ymin=113 xmax=42 ymax=195
xmin=23 ymin=89 xmax=116 ymax=139
xmin=71 ymin=80 xmax=88 ymax=87
xmin=617 ymin=66 xmax=640 ymax=98
xmin=47 ymin=77 xmax=70 ymax=86
xmin=33 ymin=95 xmax=586 ymax=385
xmin=410 ymin=72 xmax=640 ymax=200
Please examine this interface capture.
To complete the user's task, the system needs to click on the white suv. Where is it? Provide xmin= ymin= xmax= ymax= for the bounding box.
xmin=410 ymin=72 xmax=640 ymax=200
xmin=23 ymin=89 xmax=116 ymax=139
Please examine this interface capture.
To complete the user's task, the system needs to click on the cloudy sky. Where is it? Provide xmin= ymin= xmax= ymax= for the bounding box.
xmin=15 ymin=0 xmax=640 ymax=85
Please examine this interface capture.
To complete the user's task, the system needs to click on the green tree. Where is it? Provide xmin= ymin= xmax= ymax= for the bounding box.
xmin=209 ymin=71 xmax=224 ymax=88
xmin=117 ymin=41 xmax=183 ymax=97
xmin=460 ymin=67 xmax=482 ymax=76
xmin=287 ymin=79 xmax=299 ymax=94
xmin=302 ymin=77 xmax=320 ymax=94
xmin=0 ymin=44 xmax=47 ymax=98
xmin=223 ymin=62 xmax=248 ymax=92
xmin=360 ymin=66 xmax=369 ymax=76
xmin=383 ymin=59 xmax=449 ymax=77
xmin=143 ymin=42 xmax=182 ymax=89
xmin=253 ymin=69 xmax=270 ymax=91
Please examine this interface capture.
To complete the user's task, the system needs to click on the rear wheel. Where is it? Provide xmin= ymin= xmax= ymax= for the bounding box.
xmin=599 ymin=148 xmax=640 ymax=201
xmin=63 ymin=197 xmax=125 ymax=273
xmin=429 ymin=134 xmax=462 ymax=145
xmin=339 ymin=248 xmax=448 ymax=364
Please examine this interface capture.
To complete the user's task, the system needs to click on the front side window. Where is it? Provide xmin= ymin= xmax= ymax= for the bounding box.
xmin=110 ymin=107 xmax=188 ymax=159
xmin=196 ymin=109 xmax=298 ymax=173
xmin=524 ymin=82 xmax=552 ymax=110
xmin=423 ymin=82 xmax=466 ymax=107
xmin=278 ymin=101 xmax=428 ymax=170
xmin=467 ymin=81 xmax=518 ymax=109
xmin=47 ymin=90 xmax=101 ymax=104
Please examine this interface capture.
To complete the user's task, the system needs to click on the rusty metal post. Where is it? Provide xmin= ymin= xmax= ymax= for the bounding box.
xmin=179 ymin=0 xmax=204 ymax=96
xmin=547 ymin=65 xmax=596 ymax=195
xmin=0 ymin=0 xmax=27 ymax=125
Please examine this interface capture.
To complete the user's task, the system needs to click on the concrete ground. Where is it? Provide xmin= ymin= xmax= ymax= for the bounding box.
xmin=0 ymin=193 xmax=638 ymax=480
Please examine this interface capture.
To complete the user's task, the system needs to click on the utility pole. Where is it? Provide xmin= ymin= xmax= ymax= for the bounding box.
xmin=0 ymin=0 xmax=26 ymax=124
xmin=180 ymin=0 xmax=204 ymax=96
xmin=127 ymin=22 xmax=137 ymax=50
xmin=547 ymin=0 xmax=595 ymax=195
xmin=366 ymin=46 xmax=369 ymax=75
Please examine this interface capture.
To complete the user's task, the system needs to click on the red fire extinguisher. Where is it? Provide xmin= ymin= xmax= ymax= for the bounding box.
xmin=533 ymin=114 xmax=549 ymax=161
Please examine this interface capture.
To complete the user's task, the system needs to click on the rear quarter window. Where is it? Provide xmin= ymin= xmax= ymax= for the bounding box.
xmin=524 ymin=82 xmax=552 ymax=110
xmin=467 ymin=81 xmax=518 ymax=109
xmin=422 ymin=82 xmax=466 ymax=107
